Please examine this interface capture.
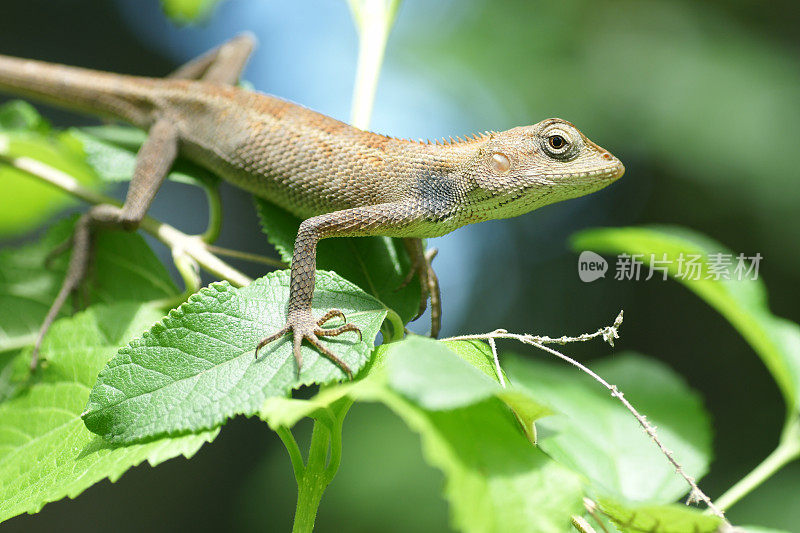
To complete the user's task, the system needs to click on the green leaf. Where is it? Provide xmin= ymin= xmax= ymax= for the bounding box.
xmin=259 ymin=382 xmax=358 ymax=430
xmin=387 ymin=337 xmax=501 ymax=410
xmin=72 ymin=126 xmax=220 ymax=188
xmin=0 ymin=350 xmax=25 ymax=403
xmin=0 ymin=100 xmax=49 ymax=133
xmin=438 ymin=339 xmax=555 ymax=436
xmin=0 ymin=103 xmax=100 ymax=237
xmin=442 ymin=338 xmax=508 ymax=381
xmin=361 ymin=387 xmax=585 ymax=532
xmin=258 ymin=343 xmax=394 ymax=430
xmin=506 ymin=352 xmax=712 ymax=504
xmin=255 ymin=199 xmax=421 ymax=324
xmin=159 ymin=0 xmax=223 ymax=23
xmin=0 ymin=216 xmax=178 ymax=354
xmin=596 ymin=497 xmax=722 ymax=533
xmin=0 ymin=303 xmax=217 ymax=524
xmin=83 ymin=270 xmax=387 ymax=443
xmin=385 ymin=337 xmax=551 ymax=442
xmin=260 ymin=343 xmax=583 ymax=532
xmin=255 ymin=199 xmax=297 ymax=264
xmin=572 ymin=226 xmax=800 ymax=414
xmin=161 ymin=0 xmax=221 ymax=24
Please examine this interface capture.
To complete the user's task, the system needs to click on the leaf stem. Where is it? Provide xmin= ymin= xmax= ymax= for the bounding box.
xmin=713 ymin=416 xmax=800 ymax=512
xmin=277 ymin=426 xmax=306 ymax=485
xmin=292 ymin=421 xmax=332 ymax=533
xmin=283 ymin=399 xmax=353 ymax=533
xmin=201 ymin=182 xmax=223 ymax=243
xmin=324 ymin=400 xmax=353 ymax=481
xmin=383 ymin=308 xmax=405 ymax=343
xmin=154 ymin=246 xmax=202 ymax=308
xmin=205 ymin=243 xmax=287 ymax=268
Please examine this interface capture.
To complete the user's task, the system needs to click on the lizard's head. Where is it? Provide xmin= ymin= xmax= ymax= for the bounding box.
xmin=464 ymin=118 xmax=624 ymax=221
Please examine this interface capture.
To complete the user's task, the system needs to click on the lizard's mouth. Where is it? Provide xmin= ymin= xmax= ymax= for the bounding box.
xmin=572 ymin=158 xmax=625 ymax=186
xmin=503 ymin=159 xmax=624 ymax=211
xmin=539 ymin=160 xmax=625 ymax=185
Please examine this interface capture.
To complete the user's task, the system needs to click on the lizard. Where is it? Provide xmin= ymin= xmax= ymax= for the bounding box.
xmin=0 ymin=34 xmax=625 ymax=379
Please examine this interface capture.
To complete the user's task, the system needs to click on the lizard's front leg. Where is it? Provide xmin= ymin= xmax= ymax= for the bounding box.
xmin=256 ymin=203 xmax=420 ymax=379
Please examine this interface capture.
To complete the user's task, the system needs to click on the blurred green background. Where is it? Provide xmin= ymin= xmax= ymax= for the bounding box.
xmin=1 ymin=0 xmax=798 ymax=530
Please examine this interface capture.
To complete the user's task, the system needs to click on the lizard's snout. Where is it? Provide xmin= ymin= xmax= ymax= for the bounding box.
xmin=609 ymin=157 xmax=625 ymax=180
xmin=583 ymin=137 xmax=624 ymax=181
xmin=597 ymin=148 xmax=625 ymax=182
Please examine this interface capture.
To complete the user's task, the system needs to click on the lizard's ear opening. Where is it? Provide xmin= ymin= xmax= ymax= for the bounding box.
xmin=489 ymin=152 xmax=511 ymax=174
xmin=471 ymin=150 xmax=515 ymax=195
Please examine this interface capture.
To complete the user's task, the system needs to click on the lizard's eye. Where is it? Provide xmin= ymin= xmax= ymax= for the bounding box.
xmin=542 ymin=128 xmax=574 ymax=159
xmin=548 ymin=135 xmax=566 ymax=150
xmin=490 ymin=152 xmax=511 ymax=174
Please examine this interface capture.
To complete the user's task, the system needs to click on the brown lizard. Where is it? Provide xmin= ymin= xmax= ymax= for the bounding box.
xmin=0 ymin=34 xmax=624 ymax=378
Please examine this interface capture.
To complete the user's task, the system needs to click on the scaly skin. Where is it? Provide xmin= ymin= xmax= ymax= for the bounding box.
xmin=0 ymin=40 xmax=624 ymax=378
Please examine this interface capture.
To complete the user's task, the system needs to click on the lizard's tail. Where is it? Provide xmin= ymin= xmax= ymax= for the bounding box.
xmin=0 ymin=54 xmax=154 ymax=127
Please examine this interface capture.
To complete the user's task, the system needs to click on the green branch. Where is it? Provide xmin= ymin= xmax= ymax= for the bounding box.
xmin=201 ymin=182 xmax=223 ymax=243
xmin=291 ymin=421 xmax=330 ymax=533
xmin=347 ymin=0 xmax=401 ymax=129
xmin=277 ymin=426 xmax=306 ymax=485
xmin=713 ymin=416 xmax=800 ymax=512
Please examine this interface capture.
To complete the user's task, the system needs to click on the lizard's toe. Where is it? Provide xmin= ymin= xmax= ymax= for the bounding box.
xmin=316 ymin=308 xmax=347 ymax=327
xmin=255 ymin=324 xmax=291 ymax=357
xmin=305 ymin=333 xmax=354 ymax=380
xmin=316 ymin=322 xmax=362 ymax=342
xmin=314 ymin=308 xmax=361 ymax=341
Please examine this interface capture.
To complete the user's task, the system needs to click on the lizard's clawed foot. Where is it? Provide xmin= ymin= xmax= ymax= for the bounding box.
xmin=255 ymin=308 xmax=362 ymax=380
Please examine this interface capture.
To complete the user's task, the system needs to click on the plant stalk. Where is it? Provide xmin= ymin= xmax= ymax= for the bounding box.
xmin=347 ymin=0 xmax=400 ymax=129
xmin=713 ymin=417 xmax=800 ymax=512
xmin=292 ymin=421 xmax=333 ymax=533
xmin=201 ymin=182 xmax=223 ymax=243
